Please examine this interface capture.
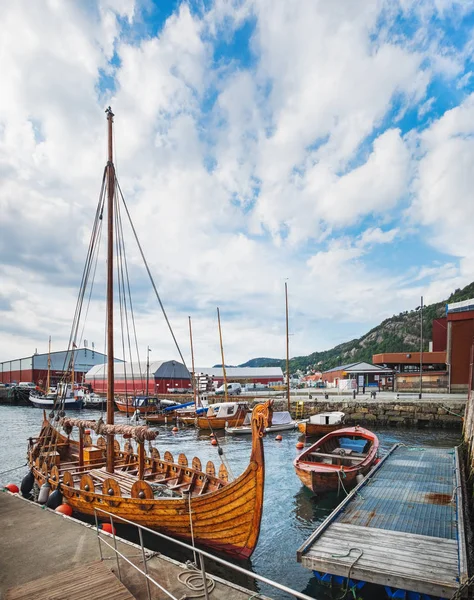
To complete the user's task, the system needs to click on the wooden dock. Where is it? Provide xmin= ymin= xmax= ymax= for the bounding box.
xmin=297 ymin=445 xmax=469 ymax=599
xmin=5 ymin=561 xmax=134 ymax=600
xmin=0 ymin=492 xmax=265 ymax=600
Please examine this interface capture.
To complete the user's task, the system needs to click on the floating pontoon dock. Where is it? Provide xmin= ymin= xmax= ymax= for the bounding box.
xmin=297 ymin=445 xmax=468 ymax=599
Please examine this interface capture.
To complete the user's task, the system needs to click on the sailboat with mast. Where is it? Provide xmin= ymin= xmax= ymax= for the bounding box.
xmin=225 ymin=283 xmax=297 ymax=435
xmin=25 ymin=108 xmax=272 ymax=559
xmin=29 ymin=338 xmax=84 ymax=410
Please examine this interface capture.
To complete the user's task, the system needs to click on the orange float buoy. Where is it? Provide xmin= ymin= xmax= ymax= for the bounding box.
xmin=55 ymin=504 xmax=73 ymax=516
xmin=211 ymin=439 xmax=218 ymax=446
xmin=296 ymin=442 xmax=305 ymax=450
xmin=210 ymin=433 xmax=215 ymax=438
xmin=5 ymin=483 xmax=19 ymax=494
xmin=100 ymin=523 xmax=117 ymax=535
xmin=275 ymin=435 xmax=283 ymax=441
xmin=172 ymin=426 xmax=179 ymax=432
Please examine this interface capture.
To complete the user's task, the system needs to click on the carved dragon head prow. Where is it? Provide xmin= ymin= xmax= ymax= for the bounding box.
xmin=252 ymin=400 xmax=274 ymax=437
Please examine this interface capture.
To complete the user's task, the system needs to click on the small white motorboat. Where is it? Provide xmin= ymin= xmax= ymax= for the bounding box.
xmin=226 ymin=410 xmax=298 ymax=435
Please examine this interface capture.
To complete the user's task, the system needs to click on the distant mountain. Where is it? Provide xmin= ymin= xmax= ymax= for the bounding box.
xmin=240 ymin=281 xmax=474 ymax=374
xmin=238 ymin=357 xmax=283 ymax=368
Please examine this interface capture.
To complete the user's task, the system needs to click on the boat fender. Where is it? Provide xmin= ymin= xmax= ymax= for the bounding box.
xmin=46 ymin=488 xmax=63 ymax=510
xmin=275 ymin=435 xmax=283 ymax=441
xmin=296 ymin=442 xmax=305 ymax=449
xmin=5 ymin=483 xmax=20 ymax=494
xmin=211 ymin=439 xmax=218 ymax=446
xmin=55 ymin=504 xmax=73 ymax=516
xmin=172 ymin=427 xmax=178 ymax=432
xmin=356 ymin=474 xmax=364 ymax=485
xmin=217 ymin=446 xmax=223 ymax=456
xmin=100 ymin=523 xmax=116 ymax=535
xmin=20 ymin=471 xmax=35 ymax=497
xmin=37 ymin=481 xmax=51 ymax=504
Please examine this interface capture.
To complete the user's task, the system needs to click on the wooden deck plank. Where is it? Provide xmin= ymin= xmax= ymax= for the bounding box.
xmin=306 ymin=532 xmax=459 ymax=571
xmin=311 ymin=523 xmax=459 ymax=559
xmin=5 ymin=561 xmax=135 ymax=600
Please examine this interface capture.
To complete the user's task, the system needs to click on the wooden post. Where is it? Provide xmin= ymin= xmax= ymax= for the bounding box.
xmin=138 ymin=442 xmax=145 ymax=480
xmin=79 ymin=426 xmax=84 ymax=467
xmin=217 ymin=308 xmax=229 ymax=403
xmin=189 ymin=316 xmax=197 ymax=410
xmin=285 ymin=282 xmax=291 ymax=413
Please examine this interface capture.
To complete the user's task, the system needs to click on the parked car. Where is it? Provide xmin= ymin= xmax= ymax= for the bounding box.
xmin=215 ymin=382 xmax=242 ymax=396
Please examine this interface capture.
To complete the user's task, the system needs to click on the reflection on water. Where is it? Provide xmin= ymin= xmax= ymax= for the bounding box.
xmin=0 ymin=406 xmax=462 ymax=599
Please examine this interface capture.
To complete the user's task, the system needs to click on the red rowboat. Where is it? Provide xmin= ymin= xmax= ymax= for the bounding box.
xmin=294 ymin=426 xmax=379 ymax=494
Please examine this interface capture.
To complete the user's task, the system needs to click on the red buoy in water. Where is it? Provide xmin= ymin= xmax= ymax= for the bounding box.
xmin=55 ymin=504 xmax=73 ymax=516
xmin=296 ymin=442 xmax=305 ymax=450
xmin=100 ymin=523 xmax=117 ymax=535
xmin=5 ymin=483 xmax=19 ymax=494
xmin=172 ymin=426 xmax=179 ymax=432
xmin=211 ymin=439 xmax=218 ymax=446
xmin=275 ymin=435 xmax=283 ymax=441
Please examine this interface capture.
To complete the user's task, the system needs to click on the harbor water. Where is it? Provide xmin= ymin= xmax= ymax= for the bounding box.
xmin=0 ymin=405 xmax=462 ymax=599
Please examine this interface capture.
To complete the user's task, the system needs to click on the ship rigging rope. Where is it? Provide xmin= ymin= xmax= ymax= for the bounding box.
xmin=115 ymin=179 xmax=234 ymax=475
xmin=40 ymin=169 xmax=108 ymax=465
xmin=116 ymin=179 xmax=189 ymax=374
xmin=53 ymin=167 xmax=107 ymax=414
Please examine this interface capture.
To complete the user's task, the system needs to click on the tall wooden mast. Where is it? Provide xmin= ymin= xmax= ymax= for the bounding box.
xmin=106 ymin=106 xmax=115 ymax=473
xmin=189 ymin=316 xmax=197 ymax=410
xmin=46 ymin=336 xmax=51 ymax=393
xmin=285 ymin=282 xmax=290 ymax=412
xmin=217 ymin=307 xmax=229 ymax=403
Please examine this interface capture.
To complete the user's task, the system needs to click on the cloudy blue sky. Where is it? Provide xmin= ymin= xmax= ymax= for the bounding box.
xmin=1 ymin=0 xmax=474 ymax=366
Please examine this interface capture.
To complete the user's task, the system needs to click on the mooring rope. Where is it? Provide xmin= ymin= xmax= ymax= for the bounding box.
xmin=0 ymin=463 xmax=27 ymax=476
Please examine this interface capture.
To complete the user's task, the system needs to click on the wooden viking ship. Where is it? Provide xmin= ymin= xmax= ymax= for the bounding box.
xmin=28 ymin=399 xmax=272 ymax=558
xmin=26 ymin=108 xmax=272 ymax=560
xmin=294 ymin=426 xmax=379 ymax=494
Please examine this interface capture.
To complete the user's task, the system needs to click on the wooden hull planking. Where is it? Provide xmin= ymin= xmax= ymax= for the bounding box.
xmin=294 ymin=462 xmax=372 ymax=493
xmin=196 ymin=413 xmax=248 ymax=430
xmin=297 ymin=422 xmax=343 ymax=436
xmin=115 ymin=401 xmax=157 ymax=415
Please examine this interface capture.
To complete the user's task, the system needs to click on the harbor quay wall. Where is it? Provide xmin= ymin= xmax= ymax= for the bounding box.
xmin=267 ymin=398 xmax=466 ymax=428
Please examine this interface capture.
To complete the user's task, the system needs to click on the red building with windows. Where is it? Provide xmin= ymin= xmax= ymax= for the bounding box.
xmin=373 ymin=297 xmax=474 ymax=393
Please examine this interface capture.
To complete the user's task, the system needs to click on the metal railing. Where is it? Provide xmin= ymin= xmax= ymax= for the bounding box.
xmin=93 ymin=506 xmax=316 ymax=600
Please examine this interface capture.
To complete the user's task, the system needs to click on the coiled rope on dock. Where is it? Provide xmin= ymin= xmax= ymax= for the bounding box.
xmin=177 ymin=566 xmax=215 ymax=600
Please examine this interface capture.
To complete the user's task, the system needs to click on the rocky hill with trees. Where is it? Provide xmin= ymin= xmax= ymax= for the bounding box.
xmin=239 ymin=281 xmax=474 ymax=373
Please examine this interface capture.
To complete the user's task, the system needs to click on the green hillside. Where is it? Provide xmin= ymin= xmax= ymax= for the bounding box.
xmin=239 ymin=281 xmax=474 ymax=373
